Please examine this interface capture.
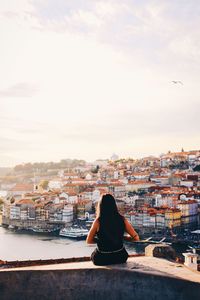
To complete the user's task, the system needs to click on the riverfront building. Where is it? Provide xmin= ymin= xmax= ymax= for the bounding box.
xmin=62 ymin=205 xmax=73 ymax=223
xmin=1 ymin=149 xmax=200 ymax=234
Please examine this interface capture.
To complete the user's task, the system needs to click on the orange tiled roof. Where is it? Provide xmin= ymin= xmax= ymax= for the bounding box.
xmin=16 ymin=199 xmax=35 ymax=205
xmin=77 ymin=200 xmax=91 ymax=205
xmin=67 ymin=192 xmax=77 ymax=196
xmin=178 ymin=200 xmax=197 ymax=204
xmin=127 ymin=180 xmax=154 ymax=185
xmin=10 ymin=184 xmax=34 ymax=192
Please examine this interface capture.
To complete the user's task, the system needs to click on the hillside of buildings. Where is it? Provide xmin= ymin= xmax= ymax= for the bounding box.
xmin=0 ymin=150 xmax=200 ymax=240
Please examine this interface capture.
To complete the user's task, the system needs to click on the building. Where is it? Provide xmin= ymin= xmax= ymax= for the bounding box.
xmin=108 ymin=183 xmax=126 ymax=198
xmin=62 ymin=204 xmax=73 ymax=223
xmin=2 ymin=204 xmax=10 ymax=218
xmin=76 ymin=200 xmax=92 ymax=218
xmin=63 ymin=172 xmax=79 ymax=179
xmin=164 ymin=208 xmax=181 ymax=228
xmin=48 ymin=179 xmax=63 ymax=190
xmin=155 ymin=194 xmax=178 ymax=208
xmin=16 ymin=199 xmax=36 ymax=220
xmin=155 ymin=211 xmax=165 ymax=229
xmin=126 ymin=181 xmax=156 ymax=193
xmin=35 ymin=204 xmax=48 ymax=221
xmin=150 ymin=176 xmax=169 ymax=185
xmin=129 ymin=206 xmax=181 ymax=230
xmin=10 ymin=205 xmax=21 ymax=220
xmin=177 ymin=200 xmax=198 ymax=218
xmin=9 ymin=184 xmax=34 ymax=198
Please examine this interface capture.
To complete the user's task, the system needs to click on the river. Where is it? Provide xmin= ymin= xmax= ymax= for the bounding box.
xmin=0 ymin=226 xmax=146 ymax=261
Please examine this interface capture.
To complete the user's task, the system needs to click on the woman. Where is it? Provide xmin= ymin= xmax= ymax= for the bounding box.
xmin=86 ymin=194 xmax=139 ymax=266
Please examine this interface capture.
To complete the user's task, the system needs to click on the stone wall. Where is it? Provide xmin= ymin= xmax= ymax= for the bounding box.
xmin=0 ymin=267 xmax=200 ymax=300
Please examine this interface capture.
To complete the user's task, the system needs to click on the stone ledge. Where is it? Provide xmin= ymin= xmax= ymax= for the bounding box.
xmin=2 ymin=256 xmax=199 ymax=282
xmin=145 ymin=244 xmax=176 ymax=260
xmin=0 ymin=259 xmax=200 ymax=300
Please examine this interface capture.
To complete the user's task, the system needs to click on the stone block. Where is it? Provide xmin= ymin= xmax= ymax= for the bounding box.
xmin=145 ymin=244 xmax=176 ymax=260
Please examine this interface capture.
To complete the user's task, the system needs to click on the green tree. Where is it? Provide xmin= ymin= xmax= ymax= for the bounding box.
xmin=0 ymin=198 xmax=4 ymax=211
xmin=39 ymin=180 xmax=49 ymax=190
xmin=91 ymin=165 xmax=100 ymax=173
xmin=10 ymin=197 xmax=15 ymax=204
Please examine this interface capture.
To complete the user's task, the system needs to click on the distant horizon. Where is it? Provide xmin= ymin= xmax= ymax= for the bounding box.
xmin=0 ymin=146 xmax=199 ymax=168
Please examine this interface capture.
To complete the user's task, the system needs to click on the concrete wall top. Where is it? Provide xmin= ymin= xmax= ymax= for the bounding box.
xmin=0 ymin=256 xmax=200 ymax=300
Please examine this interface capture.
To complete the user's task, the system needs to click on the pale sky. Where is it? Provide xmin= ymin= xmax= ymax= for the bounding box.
xmin=0 ymin=0 xmax=200 ymax=167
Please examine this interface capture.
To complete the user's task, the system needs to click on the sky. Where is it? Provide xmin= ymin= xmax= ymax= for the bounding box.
xmin=0 ymin=0 xmax=200 ymax=167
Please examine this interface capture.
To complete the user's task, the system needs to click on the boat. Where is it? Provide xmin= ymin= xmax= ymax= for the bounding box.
xmin=8 ymin=225 xmax=15 ymax=229
xmin=59 ymin=225 xmax=89 ymax=239
xmin=188 ymin=244 xmax=200 ymax=255
xmin=31 ymin=227 xmax=60 ymax=234
xmin=191 ymin=230 xmax=200 ymax=234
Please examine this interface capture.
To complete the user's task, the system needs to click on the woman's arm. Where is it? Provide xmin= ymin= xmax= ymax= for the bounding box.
xmin=124 ymin=218 xmax=140 ymax=241
xmin=86 ymin=218 xmax=99 ymax=244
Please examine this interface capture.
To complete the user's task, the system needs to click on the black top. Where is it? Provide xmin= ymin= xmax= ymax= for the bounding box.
xmin=96 ymin=215 xmax=125 ymax=252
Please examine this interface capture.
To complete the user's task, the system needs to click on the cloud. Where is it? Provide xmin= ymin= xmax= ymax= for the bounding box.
xmin=0 ymin=0 xmax=200 ymax=165
xmin=0 ymin=82 xmax=39 ymax=98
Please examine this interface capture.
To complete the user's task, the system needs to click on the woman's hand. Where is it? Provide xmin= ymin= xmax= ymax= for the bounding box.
xmin=124 ymin=234 xmax=140 ymax=242
xmin=124 ymin=218 xmax=140 ymax=242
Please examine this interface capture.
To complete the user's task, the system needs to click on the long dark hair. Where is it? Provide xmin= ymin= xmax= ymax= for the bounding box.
xmin=96 ymin=194 xmax=125 ymax=245
xmin=96 ymin=194 xmax=120 ymax=220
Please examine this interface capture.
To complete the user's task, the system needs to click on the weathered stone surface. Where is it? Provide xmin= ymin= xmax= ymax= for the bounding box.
xmin=145 ymin=244 xmax=176 ymax=260
xmin=1 ymin=256 xmax=200 ymax=300
xmin=0 ymin=261 xmax=200 ymax=300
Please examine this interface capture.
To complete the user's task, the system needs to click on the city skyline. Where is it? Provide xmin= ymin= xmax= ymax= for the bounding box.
xmin=1 ymin=1 xmax=200 ymax=167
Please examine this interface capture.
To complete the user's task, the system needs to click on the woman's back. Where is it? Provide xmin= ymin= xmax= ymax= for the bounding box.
xmin=86 ymin=194 xmax=139 ymax=266
xmin=97 ymin=214 xmax=125 ymax=252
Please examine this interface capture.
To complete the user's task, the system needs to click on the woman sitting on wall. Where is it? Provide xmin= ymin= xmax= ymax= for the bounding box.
xmin=86 ymin=193 xmax=139 ymax=266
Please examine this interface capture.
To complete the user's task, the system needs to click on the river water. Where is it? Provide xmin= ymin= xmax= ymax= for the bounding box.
xmin=0 ymin=226 xmax=146 ymax=261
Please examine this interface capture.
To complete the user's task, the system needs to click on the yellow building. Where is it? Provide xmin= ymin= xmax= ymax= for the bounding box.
xmin=165 ymin=208 xmax=181 ymax=228
xmin=177 ymin=202 xmax=189 ymax=218
xmin=76 ymin=200 xmax=92 ymax=218
xmin=35 ymin=205 xmax=48 ymax=221
xmin=125 ymin=180 xmax=156 ymax=192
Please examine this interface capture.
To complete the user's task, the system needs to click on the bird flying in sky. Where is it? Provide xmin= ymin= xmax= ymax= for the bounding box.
xmin=171 ymin=80 xmax=183 ymax=85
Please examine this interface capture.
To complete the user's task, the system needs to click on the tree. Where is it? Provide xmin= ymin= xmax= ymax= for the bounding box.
xmin=91 ymin=165 xmax=100 ymax=174
xmin=39 ymin=180 xmax=49 ymax=190
xmin=10 ymin=197 xmax=15 ymax=204
xmin=0 ymin=198 xmax=4 ymax=212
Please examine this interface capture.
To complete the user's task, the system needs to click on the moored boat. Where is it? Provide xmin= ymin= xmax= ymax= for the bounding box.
xmin=8 ymin=225 xmax=15 ymax=229
xmin=59 ymin=225 xmax=89 ymax=239
xmin=30 ymin=227 xmax=60 ymax=234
